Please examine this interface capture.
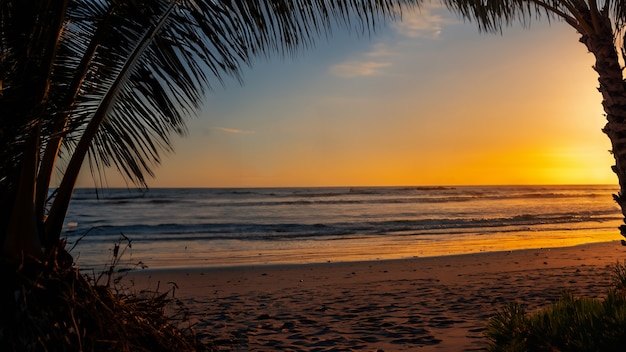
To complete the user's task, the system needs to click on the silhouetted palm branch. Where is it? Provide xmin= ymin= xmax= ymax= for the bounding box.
xmin=441 ymin=0 xmax=626 ymax=34
xmin=54 ymin=0 xmax=407 ymax=190
xmin=1 ymin=0 xmax=414 ymax=257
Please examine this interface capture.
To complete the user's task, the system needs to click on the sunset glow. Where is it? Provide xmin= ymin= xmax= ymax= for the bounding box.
xmin=84 ymin=5 xmax=616 ymax=188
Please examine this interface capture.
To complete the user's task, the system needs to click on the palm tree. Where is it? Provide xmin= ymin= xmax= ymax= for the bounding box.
xmin=439 ymin=0 xmax=626 ymax=240
xmin=0 ymin=0 xmax=413 ymax=267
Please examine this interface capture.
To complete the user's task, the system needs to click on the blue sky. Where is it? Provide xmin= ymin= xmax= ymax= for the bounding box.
xmin=87 ymin=4 xmax=614 ymax=188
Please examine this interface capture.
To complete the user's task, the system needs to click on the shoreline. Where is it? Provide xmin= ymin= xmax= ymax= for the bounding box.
xmin=126 ymin=240 xmax=626 ymax=351
xmin=90 ymin=227 xmax=621 ymax=271
xmin=67 ymin=185 xmax=623 ymax=271
xmin=129 ymin=239 xmax=624 ymax=273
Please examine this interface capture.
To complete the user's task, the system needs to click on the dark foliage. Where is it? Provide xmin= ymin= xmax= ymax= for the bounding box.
xmin=486 ymin=261 xmax=626 ymax=352
xmin=0 ymin=244 xmax=210 ymax=352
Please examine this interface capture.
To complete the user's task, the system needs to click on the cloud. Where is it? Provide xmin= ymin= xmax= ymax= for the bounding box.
xmin=214 ymin=127 xmax=255 ymax=135
xmin=364 ymin=43 xmax=396 ymax=58
xmin=392 ymin=3 xmax=453 ymax=38
xmin=330 ymin=61 xmax=391 ymax=78
xmin=330 ymin=42 xmax=396 ymax=78
xmin=329 ymin=5 xmax=454 ymax=79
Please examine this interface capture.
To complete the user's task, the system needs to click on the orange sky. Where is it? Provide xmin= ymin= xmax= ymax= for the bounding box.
xmin=81 ymin=4 xmax=616 ymax=188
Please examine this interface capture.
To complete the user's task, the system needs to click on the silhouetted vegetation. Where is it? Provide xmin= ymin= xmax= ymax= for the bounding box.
xmin=486 ymin=261 xmax=626 ymax=352
xmin=0 ymin=245 xmax=210 ymax=351
xmin=0 ymin=1 xmax=410 ymax=350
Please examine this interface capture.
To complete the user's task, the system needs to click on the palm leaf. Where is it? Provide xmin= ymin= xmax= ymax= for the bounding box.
xmin=41 ymin=0 xmax=412 ymax=240
xmin=440 ymin=0 xmax=626 ymax=34
xmin=56 ymin=0 xmax=407 ymax=188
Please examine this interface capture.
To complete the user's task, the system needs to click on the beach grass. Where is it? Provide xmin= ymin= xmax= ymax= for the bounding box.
xmin=485 ymin=261 xmax=626 ymax=352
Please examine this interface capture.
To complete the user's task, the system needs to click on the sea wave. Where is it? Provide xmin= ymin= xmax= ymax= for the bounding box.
xmin=64 ymin=211 xmax=621 ymax=244
xmin=67 ymin=186 xmax=616 ymax=212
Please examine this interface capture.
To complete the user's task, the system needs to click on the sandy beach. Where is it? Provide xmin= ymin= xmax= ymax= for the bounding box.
xmin=126 ymin=241 xmax=626 ymax=351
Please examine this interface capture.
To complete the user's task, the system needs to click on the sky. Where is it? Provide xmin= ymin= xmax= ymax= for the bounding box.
xmin=90 ymin=4 xmax=616 ymax=188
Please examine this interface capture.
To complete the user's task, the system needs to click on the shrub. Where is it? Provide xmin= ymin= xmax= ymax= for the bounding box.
xmin=485 ymin=262 xmax=626 ymax=352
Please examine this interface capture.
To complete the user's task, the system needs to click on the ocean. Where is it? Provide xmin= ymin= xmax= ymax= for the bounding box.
xmin=62 ymin=185 xmax=624 ymax=271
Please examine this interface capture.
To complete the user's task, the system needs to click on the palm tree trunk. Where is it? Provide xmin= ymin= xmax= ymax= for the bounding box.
xmin=3 ymin=128 xmax=43 ymax=261
xmin=2 ymin=0 xmax=68 ymax=261
xmin=580 ymin=25 xmax=626 ymax=241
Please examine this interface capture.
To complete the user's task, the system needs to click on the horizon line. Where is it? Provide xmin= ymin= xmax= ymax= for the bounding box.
xmin=70 ymin=183 xmax=619 ymax=190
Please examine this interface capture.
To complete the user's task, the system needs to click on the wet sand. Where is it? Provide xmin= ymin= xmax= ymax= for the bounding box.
xmin=126 ymin=240 xmax=626 ymax=351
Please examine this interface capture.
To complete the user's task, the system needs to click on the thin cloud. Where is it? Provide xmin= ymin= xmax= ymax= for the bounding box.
xmin=392 ymin=3 xmax=454 ymax=38
xmin=365 ymin=43 xmax=396 ymax=58
xmin=330 ymin=61 xmax=391 ymax=78
xmin=330 ymin=43 xmax=395 ymax=78
xmin=214 ymin=127 xmax=255 ymax=135
xmin=329 ymin=5 xmax=453 ymax=79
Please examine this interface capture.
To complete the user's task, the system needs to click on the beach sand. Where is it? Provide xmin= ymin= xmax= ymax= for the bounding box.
xmin=126 ymin=241 xmax=626 ymax=351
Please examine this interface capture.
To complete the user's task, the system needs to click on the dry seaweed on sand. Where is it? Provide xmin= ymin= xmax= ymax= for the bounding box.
xmin=0 ymin=244 xmax=217 ymax=352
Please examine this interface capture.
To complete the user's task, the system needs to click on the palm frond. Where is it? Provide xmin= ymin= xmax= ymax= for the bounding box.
xmin=607 ymin=0 xmax=626 ymax=32
xmin=440 ymin=0 xmax=626 ymax=34
xmin=440 ymin=0 xmax=568 ymax=32
xmin=58 ymin=0 xmax=408 ymax=187
xmin=37 ymin=0 xmax=413 ymax=240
